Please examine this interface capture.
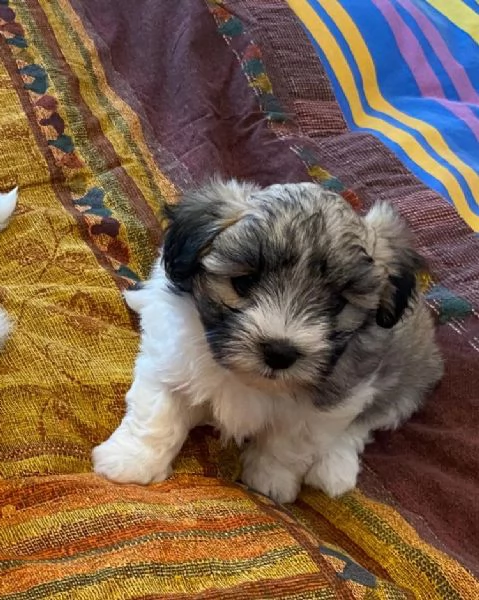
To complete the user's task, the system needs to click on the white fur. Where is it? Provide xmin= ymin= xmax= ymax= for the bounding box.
xmin=0 ymin=310 xmax=11 ymax=349
xmin=0 ymin=187 xmax=17 ymax=231
xmin=0 ymin=187 xmax=17 ymax=347
xmin=93 ymin=262 xmax=378 ymax=501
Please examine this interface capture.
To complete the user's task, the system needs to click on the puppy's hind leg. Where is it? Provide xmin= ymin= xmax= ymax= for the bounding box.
xmin=93 ymin=374 xmax=205 ymax=485
xmin=304 ymin=390 xmax=426 ymax=498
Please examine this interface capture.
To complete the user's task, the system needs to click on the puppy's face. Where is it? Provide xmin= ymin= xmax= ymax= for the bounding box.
xmin=163 ymin=180 xmax=423 ymax=390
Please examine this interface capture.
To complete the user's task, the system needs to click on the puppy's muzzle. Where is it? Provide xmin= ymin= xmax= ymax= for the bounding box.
xmin=260 ymin=339 xmax=301 ymax=370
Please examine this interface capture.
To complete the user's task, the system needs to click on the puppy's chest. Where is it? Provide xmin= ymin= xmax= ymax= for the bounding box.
xmin=207 ymin=382 xmax=281 ymax=443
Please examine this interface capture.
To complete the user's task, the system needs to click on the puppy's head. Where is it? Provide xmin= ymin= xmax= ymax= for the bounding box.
xmin=163 ymin=179 xmax=424 ymax=388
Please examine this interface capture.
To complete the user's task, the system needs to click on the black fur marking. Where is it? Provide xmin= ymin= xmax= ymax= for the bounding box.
xmin=326 ymin=332 xmax=350 ymax=372
xmin=323 ymin=313 xmax=375 ymax=377
xmin=167 ymin=281 xmax=185 ymax=296
xmin=307 ymin=254 xmax=327 ymax=277
xmin=376 ymin=269 xmax=417 ymax=329
xmin=329 ymin=294 xmax=348 ymax=317
xmin=231 ymin=273 xmax=260 ymax=297
xmin=162 ymin=201 xmax=223 ymax=292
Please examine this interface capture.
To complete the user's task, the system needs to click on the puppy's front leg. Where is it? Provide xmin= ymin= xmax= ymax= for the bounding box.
xmin=241 ymin=431 xmax=311 ymax=504
xmin=93 ymin=378 xmax=203 ymax=485
xmin=304 ymin=425 xmax=370 ymax=498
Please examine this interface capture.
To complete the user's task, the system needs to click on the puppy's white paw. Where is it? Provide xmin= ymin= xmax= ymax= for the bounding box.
xmin=241 ymin=449 xmax=300 ymax=504
xmin=305 ymin=443 xmax=359 ymax=498
xmin=92 ymin=434 xmax=172 ymax=485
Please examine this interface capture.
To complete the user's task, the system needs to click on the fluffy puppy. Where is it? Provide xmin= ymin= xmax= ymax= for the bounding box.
xmin=93 ymin=180 xmax=443 ymax=502
xmin=0 ymin=187 xmax=17 ymax=348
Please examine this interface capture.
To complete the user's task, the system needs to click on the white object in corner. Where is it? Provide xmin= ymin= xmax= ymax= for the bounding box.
xmin=0 ymin=187 xmax=18 ymax=231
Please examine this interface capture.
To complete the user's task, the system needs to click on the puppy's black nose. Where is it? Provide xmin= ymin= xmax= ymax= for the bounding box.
xmin=261 ymin=340 xmax=300 ymax=370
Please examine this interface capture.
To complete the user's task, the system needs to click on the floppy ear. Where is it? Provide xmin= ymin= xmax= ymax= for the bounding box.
xmin=162 ymin=179 xmax=258 ymax=292
xmin=364 ymin=203 xmax=426 ymax=329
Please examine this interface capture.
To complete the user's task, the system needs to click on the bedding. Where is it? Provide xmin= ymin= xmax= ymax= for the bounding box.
xmin=0 ymin=0 xmax=478 ymax=598
xmin=288 ymin=0 xmax=479 ymax=231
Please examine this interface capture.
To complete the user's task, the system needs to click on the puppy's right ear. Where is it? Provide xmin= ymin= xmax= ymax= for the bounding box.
xmin=162 ymin=179 xmax=258 ymax=292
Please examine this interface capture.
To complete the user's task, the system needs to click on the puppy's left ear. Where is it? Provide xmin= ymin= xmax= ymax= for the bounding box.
xmin=162 ymin=179 xmax=259 ymax=292
xmin=364 ymin=203 xmax=426 ymax=329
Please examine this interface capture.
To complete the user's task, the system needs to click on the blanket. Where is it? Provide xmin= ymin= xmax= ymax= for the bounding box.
xmin=1 ymin=0 xmax=478 ymax=598
xmin=287 ymin=0 xmax=479 ymax=231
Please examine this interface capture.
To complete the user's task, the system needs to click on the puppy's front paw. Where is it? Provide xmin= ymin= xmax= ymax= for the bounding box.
xmin=92 ymin=434 xmax=172 ymax=485
xmin=304 ymin=443 xmax=359 ymax=498
xmin=241 ymin=449 xmax=300 ymax=504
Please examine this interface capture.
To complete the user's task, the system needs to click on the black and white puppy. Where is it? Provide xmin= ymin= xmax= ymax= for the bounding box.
xmin=93 ymin=180 xmax=443 ymax=503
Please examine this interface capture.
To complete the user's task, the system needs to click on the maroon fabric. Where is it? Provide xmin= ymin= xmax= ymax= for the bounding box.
xmin=368 ymin=321 xmax=479 ymax=572
xmin=73 ymin=0 xmax=479 ymax=575
xmin=71 ymin=0 xmax=312 ymax=187
xmin=224 ymin=0 xmax=479 ymax=308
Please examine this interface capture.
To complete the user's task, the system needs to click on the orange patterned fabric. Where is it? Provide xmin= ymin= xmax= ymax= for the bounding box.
xmin=0 ymin=474 xmax=413 ymax=599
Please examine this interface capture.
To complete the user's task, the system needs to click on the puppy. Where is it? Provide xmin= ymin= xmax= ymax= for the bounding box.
xmin=0 ymin=187 xmax=17 ymax=348
xmin=93 ymin=179 xmax=443 ymax=503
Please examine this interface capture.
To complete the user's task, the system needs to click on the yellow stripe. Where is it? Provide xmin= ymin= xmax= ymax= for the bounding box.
xmin=312 ymin=0 xmax=479 ymax=226
xmin=38 ymin=0 xmax=177 ymax=212
xmin=2 ymin=562 xmax=318 ymax=599
xmin=0 ymin=489 xmax=263 ymax=545
xmin=300 ymin=488 xmax=479 ymax=599
xmin=287 ymin=0 xmax=479 ymax=231
xmin=424 ymin=0 xmax=479 ymax=44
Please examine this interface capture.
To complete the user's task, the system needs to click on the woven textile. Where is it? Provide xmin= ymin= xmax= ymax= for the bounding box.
xmin=287 ymin=0 xmax=479 ymax=231
xmin=0 ymin=473 xmax=415 ymax=599
xmin=0 ymin=0 xmax=479 ymax=597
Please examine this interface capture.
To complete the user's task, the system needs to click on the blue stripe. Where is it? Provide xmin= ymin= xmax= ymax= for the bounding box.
xmin=303 ymin=0 xmax=479 ymax=215
xmin=460 ymin=0 xmax=479 ymax=11
xmin=335 ymin=0 xmax=479 ymax=209
xmin=301 ymin=28 xmax=452 ymax=204
xmin=393 ymin=3 xmax=459 ymax=100
xmin=419 ymin=2 xmax=479 ymax=76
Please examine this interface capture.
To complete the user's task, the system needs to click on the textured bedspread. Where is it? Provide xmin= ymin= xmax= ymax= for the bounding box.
xmin=1 ymin=1 xmax=479 ymax=598
xmin=288 ymin=0 xmax=479 ymax=231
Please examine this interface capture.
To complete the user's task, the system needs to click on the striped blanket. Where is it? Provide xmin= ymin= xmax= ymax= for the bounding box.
xmin=288 ymin=0 xmax=479 ymax=231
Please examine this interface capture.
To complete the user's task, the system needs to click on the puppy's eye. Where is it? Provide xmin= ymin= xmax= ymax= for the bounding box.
xmin=231 ymin=274 xmax=258 ymax=297
xmin=331 ymin=294 xmax=347 ymax=316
